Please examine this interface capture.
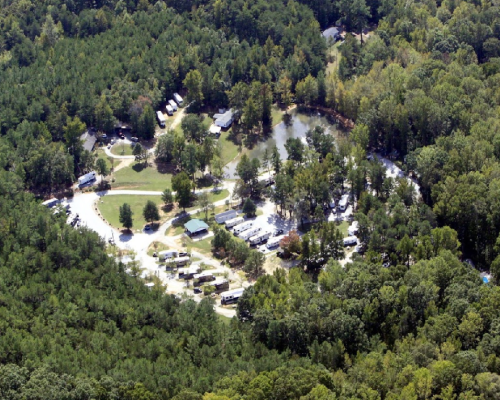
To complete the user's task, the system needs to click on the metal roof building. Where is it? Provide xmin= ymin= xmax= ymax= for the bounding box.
xmin=184 ymin=219 xmax=209 ymax=235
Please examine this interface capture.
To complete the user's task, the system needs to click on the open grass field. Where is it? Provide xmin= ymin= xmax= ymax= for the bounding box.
xmin=112 ymin=161 xmax=172 ymax=191
xmin=185 ymin=237 xmax=212 ymax=256
xmin=338 ymin=220 xmax=349 ymax=237
xmin=110 ymin=142 xmax=135 ymax=156
xmin=147 ymin=241 xmax=169 ymax=256
xmin=271 ymin=105 xmax=284 ymax=126
xmin=95 ymin=148 xmax=113 ymax=170
xmin=218 ymin=129 xmax=240 ymax=166
xmin=98 ymin=195 xmax=166 ymax=231
xmin=326 ymin=43 xmax=341 ymax=76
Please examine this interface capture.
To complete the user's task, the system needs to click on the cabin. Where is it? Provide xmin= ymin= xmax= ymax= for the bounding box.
xmin=215 ymin=210 xmax=238 ymax=224
xmin=213 ymin=109 xmax=235 ymax=129
xmin=80 ymin=129 xmax=97 ymax=152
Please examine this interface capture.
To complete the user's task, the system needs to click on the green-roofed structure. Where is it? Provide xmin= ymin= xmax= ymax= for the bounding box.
xmin=184 ymin=219 xmax=209 ymax=236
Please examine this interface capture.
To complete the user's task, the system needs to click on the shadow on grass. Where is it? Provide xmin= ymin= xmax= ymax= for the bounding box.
xmin=132 ymin=162 xmax=147 ymax=173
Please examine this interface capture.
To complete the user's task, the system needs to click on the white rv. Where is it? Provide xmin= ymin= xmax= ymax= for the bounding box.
xmin=156 ymin=111 xmax=166 ymax=127
xmin=238 ymin=226 xmax=261 ymax=241
xmin=78 ymin=171 xmax=96 ymax=186
xmin=221 ymin=288 xmax=245 ymax=305
xmin=193 ymin=271 xmax=216 ymax=285
xmin=266 ymin=237 xmax=281 ymax=249
xmin=233 ymin=221 xmax=253 ymax=235
xmin=165 ymin=105 xmax=173 ymax=116
xmin=173 ymin=256 xmax=190 ymax=266
xmin=348 ymin=221 xmax=359 ymax=236
xmin=173 ymin=93 xmax=184 ymax=106
xmin=225 ymin=216 xmax=244 ymax=228
xmin=249 ymin=230 xmax=272 ymax=245
xmin=159 ymin=250 xmax=178 ymax=261
xmin=338 ymin=194 xmax=349 ymax=211
xmin=343 ymin=236 xmax=358 ymax=246
xmin=168 ymin=99 xmax=178 ymax=111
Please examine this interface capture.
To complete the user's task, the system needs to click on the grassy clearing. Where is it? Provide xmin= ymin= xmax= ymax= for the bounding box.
xmin=110 ymin=142 xmax=135 ymax=156
xmin=95 ymin=148 xmax=113 ymax=170
xmin=271 ymin=105 xmax=284 ymax=126
xmin=217 ymin=314 xmax=232 ymax=325
xmin=218 ymin=129 xmax=240 ymax=166
xmin=185 ymin=237 xmax=212 ymax=255
xmin=98 ymin=195 xmax=166 ymax=231
xmin=112 ymin=161 xmax=172 ymax=191
xmin=326 ymin=43 xmax=341 ymax=76
xmin=147 ymin=241 xmax=169 ymax=256
xmin=338 ymin=220 xmax=349 ymax=237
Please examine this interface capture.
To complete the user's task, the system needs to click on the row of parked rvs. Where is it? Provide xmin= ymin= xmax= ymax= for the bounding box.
xmin=157 ymin=93 xmax=184 ymax=128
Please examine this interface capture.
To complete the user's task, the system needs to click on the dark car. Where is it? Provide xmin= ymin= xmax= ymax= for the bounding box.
xmin=144 ymin=225 xmax=151 ymax=231
xmin=274 ymin=229 xmax=284 ymax=236
xmin=193 ymin=288 xmax=202 ymax=294
xmin=131 ymin=137 xmax=139 ymax=142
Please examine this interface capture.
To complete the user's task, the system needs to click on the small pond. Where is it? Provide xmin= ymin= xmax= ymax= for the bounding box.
xmin=224 ymin=108 xmax=347 ymax=178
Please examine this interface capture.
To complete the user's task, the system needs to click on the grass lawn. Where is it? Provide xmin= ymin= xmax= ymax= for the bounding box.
xmin=338 ymin=220 xmax=349 ymax=237
xmin=326 ymin=43 xmax=341 ymax=76
xmin=98 ymin=195 xmax=166 ymax=231
xmin=218 ymin=129 xmax=240 ymax=165
xmin=110 ymin=142 xmax=135 ymax=156
xmin=112 ymin=161 xmax=172 ymax=191
xmin=271 ymin=105 xmax=284 ymax=126
xmin=147 ymin=241 xmax=169 ymax=256
xmin=185 ymin=237 xmax=213 ymax=256
xmin=217 ymin=314 xmax=232 ymax=325
xmin=95 ymin=148 xmax=113 ymax=171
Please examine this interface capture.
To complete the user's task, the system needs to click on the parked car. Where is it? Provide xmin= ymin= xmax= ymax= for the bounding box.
xmin=131 ymin=137 xmax=139 ymax=142
xmin=274 ymin=229 xmax=284 ymax=236
xmin=193 ymin=288 xmax=202 ymax=294
xmin=144 ymin=225 xmax=151 ymax=231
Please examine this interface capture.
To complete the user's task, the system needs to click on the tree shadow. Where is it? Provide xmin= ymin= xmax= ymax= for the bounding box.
xmin=132 ymin=163 xmax=147 ymax=173
xmin=161 ymin=204 xmax=174 ymax=213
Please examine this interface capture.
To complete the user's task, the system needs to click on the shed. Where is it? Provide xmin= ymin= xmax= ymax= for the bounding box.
xmin=215 ymin=209 xmax=237 ymax=224
xmin=80 ymin=130 xmax=97 ymax=152
xmin=184 ymin=219 xmax=209 ymax=235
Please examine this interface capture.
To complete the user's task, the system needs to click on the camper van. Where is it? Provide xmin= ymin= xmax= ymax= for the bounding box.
xmin=220 ymin=288 xmax=245 ymax=305
xmin=78 ymin=171 xmax=96 ymax=186
xmin=213 ymin=279 xmax=230 ymax=293
xmin=249 ymin=230 xmax=272 ymax=245
xmin=42 ymin=198 xmax=60 ymax=208
xmin=233 ymin=221 xmax=253 ymax=235
xmin=225 ymin=216 xmax=244 ymax=228
xmin=159 ymin=250 xmax=178 ymax=261
xmin=193 ymin=271 xmax=216 ymax=286
xmin=178 ymin=264 xmax=201 ymax=279
xmin=266 ymin=237 xmax=281 ymax=249
xmin=343 ymin=236 xmax=358 ymax=246
xmin=348 ymin=221 xmax=359 ymax=236
xmin=173 ymin=256 xmax=190 ymax=266
xmin=168 ymin=99 xmax=178 ymax=111
xmin=156 ymin=111 xmax=166 ymax=128
xmin=238 ymin=226 xmax=261 ymax=241
xmin=338 ymin=194 xmax=349 ymax=211
xmin=173 ymin=93 xmax=184 ymax=106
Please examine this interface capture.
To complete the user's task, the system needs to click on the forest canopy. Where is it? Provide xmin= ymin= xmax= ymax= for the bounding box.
xmin=2 ymin=0 xmax=500 ymax=399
